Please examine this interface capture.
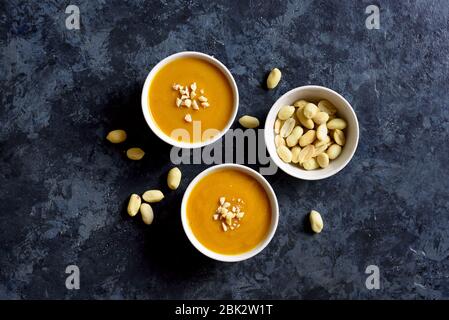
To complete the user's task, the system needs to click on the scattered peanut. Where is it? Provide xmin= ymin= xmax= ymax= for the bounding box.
xmin=126 ymin=147 xmax=145 ymax=160
xmin=106 ymin=130 xmax=127 ymax=143
xmin=239 ymin=115 xmax=260 ymax=129
xmin=309 ymin=210 xmax=323 ymax=233
xmin=142 ymin=190 xmax=164 ymax=203
xmin=140 ymin=203 xmax=154 ymax=225
xmin=167 ymin=167 xmax=182 ymax=190
xmin=127 ymin=194 xmax=141 ymax=217
xmin=267 ymin=68 xmax=282 ymax=89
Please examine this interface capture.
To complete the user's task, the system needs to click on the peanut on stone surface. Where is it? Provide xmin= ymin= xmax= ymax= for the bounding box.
xmin=267 ymin=68 xmax=282 ymax=89
xmin=142 ymin=190 xmax=164 ymax=203
xmin=167 ymin=167 xmax=182 ymax=190
xmin=106 ymin=130 xmax=127 ymax=143
xmin=309 ymin=210 xmax=324 ymax=233
xmin=127 ymin=194 xmax=141 ymax=217
xmin=239 ymin=115 xmax=260 ymax=129
xmin=140 ymin=203 xmax=154 ymax=225
xmin=126 ymin=147 xmax=145 ymax=160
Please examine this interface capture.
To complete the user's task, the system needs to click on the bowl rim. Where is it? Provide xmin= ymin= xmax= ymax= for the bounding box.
xmin=264 ymin=85 xmax=359 ymax=180
xmin=180 ymin=163 xmax=279 ymax=262
xmin=141 ymin=51 xmax=239 ymax=149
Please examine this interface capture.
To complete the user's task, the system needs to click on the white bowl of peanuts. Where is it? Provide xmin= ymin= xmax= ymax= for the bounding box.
xmin=265 ymin=85 xmax=359 ymax=180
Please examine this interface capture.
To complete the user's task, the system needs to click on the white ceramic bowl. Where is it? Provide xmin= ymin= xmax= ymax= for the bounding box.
xmin=141 ymin=51 xmax=239 ymax=149
xmin=265 ymin=85 xmax=359 ymax=180
xmin=181 ymin=164 xmax=279 ymax=262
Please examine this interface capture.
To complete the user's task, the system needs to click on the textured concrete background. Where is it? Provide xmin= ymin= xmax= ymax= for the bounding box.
xmin=1 ymin=0 xmax=449 ymax=299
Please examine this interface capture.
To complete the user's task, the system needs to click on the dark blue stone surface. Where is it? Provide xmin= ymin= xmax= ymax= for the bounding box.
xmin=1 ymin=0 xmax=448 ymax=299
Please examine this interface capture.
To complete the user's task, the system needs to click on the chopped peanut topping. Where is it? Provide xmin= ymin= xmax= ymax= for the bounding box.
xmin=183 ymin=99 xmax=192 ymax=108
xmin=213 ymin=196 xmax=245 ymax=232
xmin=172 ymin=82 xmax=211 ymax=122
xmin=184 ymin=114 xmax=192 ymax=123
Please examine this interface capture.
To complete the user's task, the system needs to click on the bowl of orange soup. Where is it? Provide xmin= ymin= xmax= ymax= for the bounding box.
xmin=141 ymin=52 xmax=239 ymax=148
xmin=181 ymin=164 xmax=279 ymax=262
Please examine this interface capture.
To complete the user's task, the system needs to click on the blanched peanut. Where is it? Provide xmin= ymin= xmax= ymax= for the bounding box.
xmin=297 ymin=108 xmax=314 ymax=129
xmin=298 ymin=145 xmax=315 ymax=164
xmin=127 ymin=194 xmax=141 ymax=217
xmin=277 ymin=145 xmax=293 ymax=163
xmin=126 ymin=148 xmax=145 ymax=160
xmin=303 ymin=158 xmax=319 ymax=170
xmin=272 ymin=97 xmax=348 ymax=171
xmin=167 ymin=167 xmax=182 ymax=190
xmin=286 ymin=126 xmax=303 ymax=147
xmin=280 ymin=118 xmax=296 ymax=138
xmin=106 ymin=130 xmax=127 ymax=143
xmin=313 ymin=143 xmax=330 ymax=157
xmin=291 ymin=146 xmax=301 ymax=163
xmin=312 ymin=112 xmax=329 ymax=125
xmin=333 ymin=129 xmax=346 ymax=146
xmin=303 ymin=103 xmax=319 ymax=119
xmin=239 ymin=115 xmax=260 ymax=128
xmin=326 ymin=144 xmax=342 ymax=160
xmin=327 ymin=118 xmax=347 ymax=130
xmin=314 ymin=135 xmax=331 ymax=148
xmin=299 ymin=130 xmax=316 ymax=147
xmin=140 ymin=203 xmax=154 ymax=225
xmin=275 ymin=135 xmax=286 ymax=147
xmin=278 ymin=106 xmax=295 ymax=120
xmin=309 ymin=210 xmax=323 ymax=233
xmin=267 ymin=68 xmax=282 ymax=89
xmin=274 ymin=119 xmax=282 ymax=134
xmin=318 ymin=100 xmax=337 ymax=115
xmin=294 ymin=100 xmax=308 ymax=108
xmin=317 ymin=153 xmax=329 ymax=168
xmin=316 ymin=123 xmax=328 ymax=141
xmin=142 ymin=190 xmax=164 ymax=203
